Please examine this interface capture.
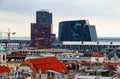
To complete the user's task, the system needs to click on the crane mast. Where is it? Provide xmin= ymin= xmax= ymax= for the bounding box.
xmin=3 ymin=28 xmax=16 ymax=50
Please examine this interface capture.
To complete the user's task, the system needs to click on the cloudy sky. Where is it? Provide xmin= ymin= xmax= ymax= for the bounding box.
xmin=0 ymin=0 xmax=120 ymax=37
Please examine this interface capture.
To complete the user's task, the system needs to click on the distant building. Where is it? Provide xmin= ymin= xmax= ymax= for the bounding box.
xmin=91 ymin=52 xmax=104 ymax=63
xmin=6 ymin=54 xmax=26 ymax=72
xmin=36 ymin=10 xmax=52 ymax=23
xmin=52 ymin=41 xmax=120 ymax=57
xmin=58 ymin=20 xmax=97 ymax=41
xmin=18 ymin=57 xmax=68 ymax=78
xmin=0 ymin=39 xmax=30 ymax=49
xmin=0 ymin=47 xmax=7 ymax=64
xmin=31 ymin=10 xmax=55 ymax=49
xmin=12 ymin=49 xmax=72 ymax=54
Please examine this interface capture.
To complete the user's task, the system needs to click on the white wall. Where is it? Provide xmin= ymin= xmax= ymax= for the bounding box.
xmin=91 ymin=57 xmax=104 ymax=62
xmin=18 ymin=66 xmax=33 ymax=73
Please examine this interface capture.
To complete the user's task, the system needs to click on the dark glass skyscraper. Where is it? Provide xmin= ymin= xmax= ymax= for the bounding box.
xmin=31 ymin=10 xmax=55 ymax=49
xmin=36 ymin=10 xmax=52 ymax=23
xmin=58 ymin=20 xmax=97 ymax=41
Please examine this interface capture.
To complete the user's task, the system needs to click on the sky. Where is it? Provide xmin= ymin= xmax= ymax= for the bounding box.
xmin=0 ymin=0 xmax=120 ymax=37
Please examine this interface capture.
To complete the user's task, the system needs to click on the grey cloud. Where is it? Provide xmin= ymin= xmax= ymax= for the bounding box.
xmin=0 ymin=0 xmax=120 ymax=37
xmin=1 ymin=0 xmax=120 ymax=19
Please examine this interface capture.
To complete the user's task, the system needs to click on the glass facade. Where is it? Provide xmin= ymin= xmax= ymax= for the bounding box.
xmin=88 ymin=25 xmax=98 ymax=41
xmin=36 ymin=10 xmax=52 ymax=23
xmin=58 ymin=20 xmax=97 ymax=41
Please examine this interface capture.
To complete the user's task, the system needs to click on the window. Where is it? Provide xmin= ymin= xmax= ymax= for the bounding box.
xmin=3 ymin=55 xmax=5 ymax=60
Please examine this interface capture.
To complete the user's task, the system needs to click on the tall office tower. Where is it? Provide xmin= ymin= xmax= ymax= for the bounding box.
xmin=58 ymin=20 xmax=97 ymax=41
xmin=31 ymin=10 xmax=55 ymax=49
xmin=36 ymin=10 xmax=52 ymax=23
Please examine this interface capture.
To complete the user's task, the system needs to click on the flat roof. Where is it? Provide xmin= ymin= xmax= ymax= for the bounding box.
xmin=53 ymin=41 xmax=120 ymax=45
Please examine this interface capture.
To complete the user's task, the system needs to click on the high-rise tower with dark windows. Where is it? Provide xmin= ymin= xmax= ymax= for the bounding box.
xmin=36 ymin=10 xmax=52 ymax=23
xmin=58 ymin=20 xmax=97 ymax=41
xmin=31 ymin=10 xmax=55 ymax=49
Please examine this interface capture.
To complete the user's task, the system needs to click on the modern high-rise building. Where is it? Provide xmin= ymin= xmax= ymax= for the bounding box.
xmin=31 ymin=10 xmax=55 ymax=49
xmin=58 ymin=20 xmax=97 ymax=41
xmin=36 ymin=10 xmax=52 ymax=23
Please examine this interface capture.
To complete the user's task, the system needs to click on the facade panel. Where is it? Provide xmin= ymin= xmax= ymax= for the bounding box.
xmin=88 ymin=25 xmax=98 ymax=41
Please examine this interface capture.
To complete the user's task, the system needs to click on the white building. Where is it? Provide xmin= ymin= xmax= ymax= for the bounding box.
xmin=0 ymin=47 xmax=7 ymax=64
xmin=91 ymin=52 xmax=104 ymax=63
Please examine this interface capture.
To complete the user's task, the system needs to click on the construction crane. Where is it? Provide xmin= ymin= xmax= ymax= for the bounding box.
xmin=35 ymin=38 xmax=44 ymax=49
xmin=3 ymin=28 xmax=16 ymax=50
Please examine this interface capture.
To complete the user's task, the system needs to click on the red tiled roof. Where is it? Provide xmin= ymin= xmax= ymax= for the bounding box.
xmin=0 ymin=65 xmax=10 ymax=73
xmin=92 ymin=52 xmax=103 ymax=57
xmin=22 ymin=59 xmax=31 ymax=64
xmin=22 ymin=57 xmax=68 ymax=73
xmin=22 ymin=59 xmax=37 ymax=72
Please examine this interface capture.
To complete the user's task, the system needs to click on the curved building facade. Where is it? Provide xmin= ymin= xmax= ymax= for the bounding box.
xmin=58 ymin=20 xmax=97 ymax=41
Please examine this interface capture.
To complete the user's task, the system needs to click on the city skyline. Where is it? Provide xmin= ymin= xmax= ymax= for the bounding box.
xmin=0 ymin=0 xmax=120 ymax=37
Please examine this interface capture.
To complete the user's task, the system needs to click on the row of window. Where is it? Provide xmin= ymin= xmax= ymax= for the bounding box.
xmin=52 ymin=45 xmax=120 ymax=51
xmin=0 ymin=44 xmax=20 ymax=47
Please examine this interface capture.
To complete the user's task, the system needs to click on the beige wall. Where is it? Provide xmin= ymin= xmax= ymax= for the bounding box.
xmin=0 ymin=53 xmax=6 ymax=64
xmin=6 ymin=62 xmax=22 ymax=72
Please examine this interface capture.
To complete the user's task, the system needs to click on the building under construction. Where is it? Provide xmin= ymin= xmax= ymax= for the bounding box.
xmin=31 ymin=10 xmax=55 ymax=49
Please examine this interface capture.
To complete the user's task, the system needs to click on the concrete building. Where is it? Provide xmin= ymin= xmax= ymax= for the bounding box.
xmin=52 ymin=41 xmax=120 ymax=57
xmin=0 ymin=39 xmax=30 ymax=49
xmin=31 ymin=10 xmax=55 ymax=49
xmin=58 ymin=20 xmax=97 ymax=41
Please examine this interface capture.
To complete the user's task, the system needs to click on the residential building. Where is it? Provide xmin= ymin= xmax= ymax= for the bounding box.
xmin=18 ymin=57 xmax=68 ymax=78
xmin=6 ymin=54 xmax=26 ymax=72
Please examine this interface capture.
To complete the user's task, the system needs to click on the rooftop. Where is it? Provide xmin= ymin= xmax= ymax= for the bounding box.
xmin=0 ymin=47 xmax=6 ymax=53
